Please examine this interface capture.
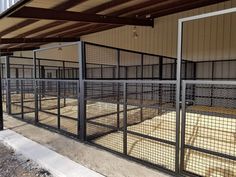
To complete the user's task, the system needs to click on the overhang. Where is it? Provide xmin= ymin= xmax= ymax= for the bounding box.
xmin=0 ymin=0 xmax=228 ymax=53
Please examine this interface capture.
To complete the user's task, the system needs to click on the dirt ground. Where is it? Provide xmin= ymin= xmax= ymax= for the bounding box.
xmin=0 ymin=142 xmax=52 ymax=177
xmin=3 ymin=114 xmax=169 ymax=177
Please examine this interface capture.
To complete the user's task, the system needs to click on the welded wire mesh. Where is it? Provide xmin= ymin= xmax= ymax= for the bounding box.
xmin=35 ymin=80 xmax=79 ymax=135
xmin=1 ymin=79 xmax=6 ymax=112
xmin=126 ymin=83 xmax=176 ymax=171
xmin=84 ymin=43 xmax=190 ymax=80
xmin=58 ymin=80 xmax=78 ymax=135
xmin=86 ymin=81 xmax=177 ymax=171
xmin=85 ymin=81 xmax=123 ymax=143
xmin=4 ymin=78 xmax=79 ymax=136
xmin=182 ymin=83 xmax=236 ymax=177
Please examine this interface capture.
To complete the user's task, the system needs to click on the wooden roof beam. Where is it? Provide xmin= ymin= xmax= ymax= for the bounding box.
xmin=9 ymin=7 xmax=154 ymax=27
xmin=0 ymin=52 xmax=13 ymax=56
xmin=0 ymin=0 xmax=88 ymax=37
xmin=0 ymin=37 xmax=80 ymax=44
xmin=13 ymin=0 xmax=131 ymax=39
xmin=0 ymin=47 xmax=39 ymax=52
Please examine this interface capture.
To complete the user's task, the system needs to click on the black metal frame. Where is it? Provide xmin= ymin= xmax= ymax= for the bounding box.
xmin=0 ymin=41 xmax=236 ymax=177
xmin=0 ymin=62 xmax=3 ymax=130
xmin=181 ymin=80 xmax=236 ymax=177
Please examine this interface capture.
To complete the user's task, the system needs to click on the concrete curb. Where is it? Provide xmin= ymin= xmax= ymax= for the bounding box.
xmin=0 ymin=129 xmax=104 ymax=177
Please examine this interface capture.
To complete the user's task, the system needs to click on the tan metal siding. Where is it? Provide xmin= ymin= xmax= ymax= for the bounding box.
xmin=81 ymin=0 xmax=236 ymax=62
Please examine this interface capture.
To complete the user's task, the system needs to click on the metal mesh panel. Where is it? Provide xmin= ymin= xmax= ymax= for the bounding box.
xmin=36 ymin=80 xmax=79 ymax=136
xmin=126 ymin=83 xmax=176 ymax=171
xmin=9 ymin=57 xmax=34 ymax=79
xmin=4 ymin=79 xmax=80 ymax=136
xmin=85 ymin=81 xmax=123 ymax=142
xmin=21 ymin=80 xmax=35 ymax=122
xmin=37 ymin=80 xmax=58 ymax=128
xmin=5 ymin=56 xmax=79 ymax=79
xmin=1 ymin=79 xmax=6 ymax=112
xmin=58 ymin=81 xmax=79 ymax=135
xmin=86 ymin=81 xmax=177 ymax=172
xmin=182 ymin=83 xmax=236 ymax=176
xmin=9 ymin=80 xmax=21 ymax=116
xmin=84 ymin=43 xmax=190 ymax=81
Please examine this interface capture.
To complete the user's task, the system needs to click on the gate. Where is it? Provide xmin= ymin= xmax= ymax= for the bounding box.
xmin=181 ymin=80 xmax=236 ymax=176
xmin=85 ymin=80 xmax=179 ymax=174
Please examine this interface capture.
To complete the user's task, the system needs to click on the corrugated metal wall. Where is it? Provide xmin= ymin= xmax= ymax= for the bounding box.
xmin=81 ymin=0 xmax=236 ymax=62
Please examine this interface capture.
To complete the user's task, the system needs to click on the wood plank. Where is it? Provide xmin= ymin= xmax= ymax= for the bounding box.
xmin=0 ymin=47 xmax=39 ymax=52
xmin=9 ymin=7 xmax=154 ymax=27
xmin=0 ymin=0 xmax=88 ymax=37
xmin=0 ymin=52 xmax=13 ymax=56
xmin=13 ymin=0 xmax=130 ymax=38
xmin=0 ymin=37 xmax=80 ymax=44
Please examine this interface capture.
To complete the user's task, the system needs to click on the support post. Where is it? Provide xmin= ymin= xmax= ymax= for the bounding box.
xmin=151 ymin=64 xmax=154 ymax=99
xmin=180 ymin=81 xmax=186 ymax=173
xmin=33 ymin=51 xmax=38 ymax=123
xmin=158 ymin=56 xmax=163 ymax=115
xmin=123 ymin=82 xmax=127 ymax=155
xmin=38 ymin=60 xmax=42 ymax=111
xmin=1 ymin=64 xmax=3 ymax=80
xmin=101 ymin=64 xmax=104 ymax=97
xmin=57 ymin=81 xmax=61 ymax=130
xmin=192 ymin=62 xmax=197 ymax=102
xmin=0 ymin=64 xmax=3 ymax=130
xmin=175 ymin=19 xmax=183 ymax=174
xmin=22 ymin=65 xmax=25 ymax=99
xmin=22 ymin=65 xmax=25 ymax=78
xmin=116 ymin=50 xmax=120 ymax=130
xmin=41 ymin=66 xmax=45 ymax=97
xmin=135 ymin=66 xmax=138 ymax=99
xmin=15 ymin=68 xmax=19 ymax=94
xmin=210 ymin=61 xmax=214 ymax=107
xmin=140 ymin=54 xmax=144 ymax=122
xmin=62 ymin=61 xmax=66 ymax=107
xmin=5 ymin=56 xmax=11 ymax=114
xmin=20 ymin=80 xmax=24 ymax=119
xmin=79 ymin=41 xmax=86 ymax=141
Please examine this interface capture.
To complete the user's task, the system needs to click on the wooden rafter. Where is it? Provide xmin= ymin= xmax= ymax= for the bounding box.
xmin=0 ymin=52 xmax=13 ymax=56
xmin=8 ymin=0 xmax=161 ymax=47
xmin=14 ymin=0 xmax=131 ymax=38
xmin=0 ymin=0 xmax=88 ymax=37
xmin=0 ymin=37 xmax=80 ymax=44
xmin=9 ymin=7 xmax=154 ymax=26
xmin=0 ymin=47 xmax=39 ymax=52
xmin=2 ymin=0 xmax=160 ymax=49
xmin=1 ymin=0 xmax=229 ymax=50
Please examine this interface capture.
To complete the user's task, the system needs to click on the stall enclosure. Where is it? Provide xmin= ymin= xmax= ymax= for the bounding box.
xmin=0 ymin=7 xmax=236 ymax=176
xmin=178 ymin=7 xmax=236 ymax=177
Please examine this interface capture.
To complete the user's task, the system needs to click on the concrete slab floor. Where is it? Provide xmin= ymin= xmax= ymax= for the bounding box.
xmin=3 ymin=114 xmax=171 ymax=177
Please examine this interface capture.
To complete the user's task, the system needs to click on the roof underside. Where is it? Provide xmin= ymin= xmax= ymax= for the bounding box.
xmin=0 ymin=0 xmax=229 ymax=54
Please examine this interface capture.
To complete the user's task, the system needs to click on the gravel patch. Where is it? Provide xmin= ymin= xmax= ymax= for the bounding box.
xmin=0 ymin=142 xmax=53 ymax=177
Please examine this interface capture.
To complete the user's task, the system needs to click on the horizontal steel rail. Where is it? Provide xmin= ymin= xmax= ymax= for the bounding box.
xmin=85 ymin=79 xmax=176 ymax=84
xmin=33 ymin=42 xmax=80 ymax=52
xmin=183 ymin=80 xmax=236 ymax=85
